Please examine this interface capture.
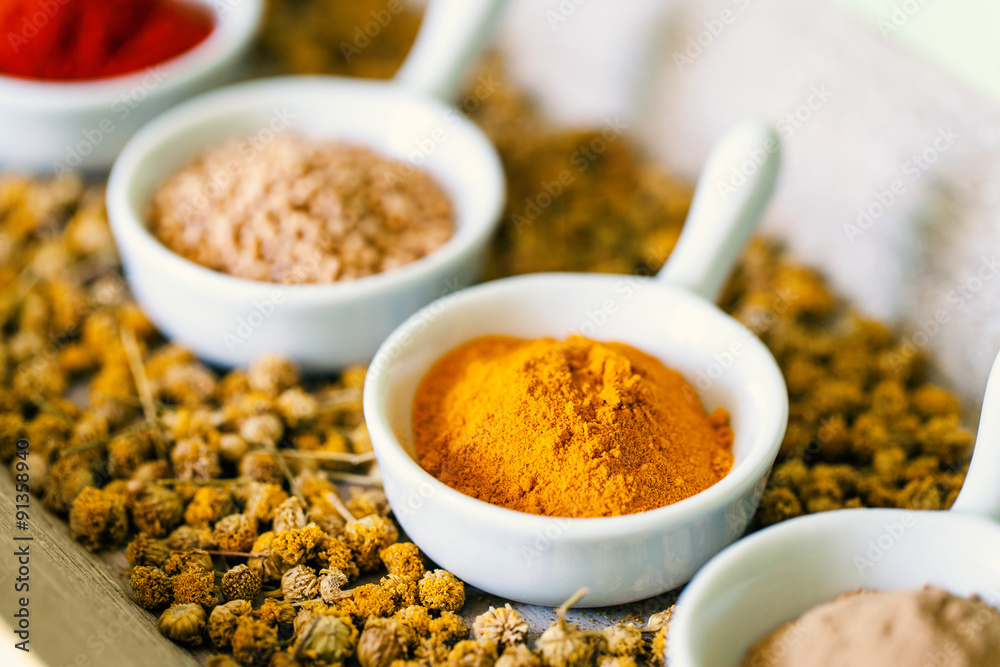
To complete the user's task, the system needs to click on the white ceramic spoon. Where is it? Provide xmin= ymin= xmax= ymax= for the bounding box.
xmin=364 ymin=121 xmax=787 ymax=606
xmin=107 ymin=0 xmax=508 ymax=371
xmin=669 ymin=351 xmax=1000 ymax=667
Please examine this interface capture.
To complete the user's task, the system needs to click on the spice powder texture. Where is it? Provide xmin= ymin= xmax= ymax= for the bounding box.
xmin=150 ymin=134 xmax=454 ymax=284
xmin=412 ymin=335 xmax=734 ymax=517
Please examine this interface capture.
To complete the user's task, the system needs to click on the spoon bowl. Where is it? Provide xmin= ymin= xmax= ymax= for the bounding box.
xmin=364 ymin=122 xmax=788 ymax=606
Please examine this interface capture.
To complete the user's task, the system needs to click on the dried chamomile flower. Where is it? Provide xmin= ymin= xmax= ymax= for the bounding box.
xmin=239 ymin=449 xmax=284 ymax=485
xmin=207 ymin=655 xmax=242 ymax=667
xmin=497 ymin=644 xmax=542 ymax=667
xmin=272 ymin=523 xmax=327 ymax=565
xmin=240 ymin=413 xmax=285 ymax=449
xmin=474 ymin=604 xmax=528 ymax=649
xmin=131 ymin=460 xmax=171 ymax=484
xmin=130 ymin=565 xmax=173 ymax=610
xmin=344 ymin=515 xmax=399 ymax=572
xmin=381 ymin=574 xmax=419 ymax=609
xmin=273 ymin=496 xmax=307 ymax=533
xmin=171 ymin=435 xmax=221 ymax=480
xmin=163 ymin=549 xmax=214 ymax=575
xmin=645 ymin=606 xmax=675 ymax=633
xmin=418 ymin=569 xmax=465 ymax=612
xmin=319 ymin=567 xmax=350 ymax=603
xmin=350 ymin=582 xmax=396 ymax=618
xmin=599 ymin=624 xmax=643 ymax=657
xmin=159 ymin=603 xmax=207 ymax=646
xmin=220 ymin=433 xmax=249 ymax=463
xmin=255 ymin=597 xmax=297 ymax=628
xmin=243 ymin=481 xmax=289 ymax=523
xmin=598 ymin=657 xmax=638 ymax=667
xmin=222 ymin=564 xmax=262 ymax=602
xmin=276 ymin=387 xmax=318 ymax=427
xmin=649 ymin=627 xmax=668 ymax=667
xmin=393 ymin=605 xmax=433 ymax=638
xmin=214 ymin=513 xmax=258 ymax=553
xmin=347 ymin=488 xmax=389 ymax=519
xmin=232 ymin=617 xmax=279 ymax=666
xmin=68 ymin=486 xmax=127 ymax=550
xmin=159 ymin=361 xmax=217 ymax=406
xmin=167 ymin=524 xmax=216 ymax=550
xmin=537 ymin=589 xmax=594 ymax=667
xmin=107 ymin=431 xmax=153 ymax=478
xmin=293 ymin=613 xmax=359 ymax=664
xmin=248 ymin=531 xmax=286 ymax=583
xmin=43 ymin=457 xmax=95 ymax=513
xmin=268 ymin=652 xmax=303 ymax=667
xmin=358 ymin=618 xmax=416 ymax=667
xmin=209 ymin=599 xmax=253 ymax=648
xmin=185 ymin=486 xmax=235 ymax=527
xmin=282 ymin=564 xmax=320 ymax=603
xmin=381 ymin=542 xmax=426 ymax=580
xmin=173 ymin=570 xmax=219 ymax=607
xmin=315 ymin=534 xmax=360 ymax=580
xmin=429 ymin=611 xmax=469 ymax=644
xmin=416 ymin=637 xmax=453 ymax=665
xmin=133 ymin=484 xmax=184 ymax=538
xmin=126 ymin=533 xmax=171 ymax=567
xmin=449 ymin=639 xmax=499 ymax=667
xmin=249 ymin=354 xmax=300 ymax=396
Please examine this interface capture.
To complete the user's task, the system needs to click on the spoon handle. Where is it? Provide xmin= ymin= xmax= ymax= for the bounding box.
xmin=950 ymin=351 xmax=1000 ymax=521
xmin=393 ymin=0 xmax=509 ymax=102
xmin=657 ymin=121 xmax=781 ymax=302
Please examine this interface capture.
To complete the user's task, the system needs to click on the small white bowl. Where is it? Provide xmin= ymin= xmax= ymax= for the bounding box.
xmin=364 ymin=123 xmax=788 ymax=606
xmin=668 ymin=352 xmax=1000 ymax=667
xmin=0 ymin=0 xmax=262 ymax=173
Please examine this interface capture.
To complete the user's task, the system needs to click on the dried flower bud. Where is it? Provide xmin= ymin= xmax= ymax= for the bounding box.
xmin=276 ymin=387 xmax=318 ymax=427
xmin=130 ymin=565 xmax=173 ymax=610
xmin=206 ymin=655 xmax=242 ymax=667
xmin=209 ymin=599 xmax=253 ymax=648
xmin=649 ymin=627 xmax=668 ymax=667
xmin=249 ymin=354 xmax=300 ymax=396
xmin=272 ymin=496 xmax=307 ymax=533
xmin=450 ymin=639 xmax=499 ymax=667
xmin=343 ymin=515 xmax=399 ymax=572
xmin=213 ymin=513 xmax=258 ymax=553
xmin=248 ymin=531 xmax=286 ymax=583
xmin=239 ymin=450 xmax=284 ymax=484
xmin=268 ymin=652 xmax=302 ymax=667
xmin=281 ymin=564 xmax=319 ymax=603
xmin=171 ymin=435 xmax=221 ymax=480
xmin=173 ymin=571 xmax=219 ymax=607
xmin=243 ymin=481 xmax=289 ymax=523
xmin=254 ymin=597 xmax=297 ymax=628
xmin=163 ymin=549 xmax=214 ymax=575
xmin=126 ymin=533 xmax=171 ymax=567
xmin=598 ymin=657 xmax=638 ymax=667
xmin=184 ymin=486 xmax=235 ymax=527
xmin=645 ymin=606 xmax=674 ymax=633
xmin=599 ymin=624 xmax=643 ymax=657
xmin=318 ymin=568 xmax=350 ymax=603
xmin=68 ymin=486 xmax=127 ymax=551
xmin=219 ymin=432 xmax=249 ymax=463
xmin=419 ymin=569 xmax=465 ymax=612
xmin=380 ymin=542 xmax=425 ymax=580
xmin=474 ymin=604 xmax=529 ymax=649
xmin=352 ymin=582 xmax=398 ymax=618
xmin=393 ymin=605 xmax=433 ymax=638
xmin=293 ymin=614 xmax=358 ymax=664
xmin=429 ymin=611 xmax=469 ymax=645
xmin=358 ymin=618 xmax=415 ymax=667
xmin=347 ymin=488 xmax=389 ymax=519
xmin=222 ymin=564 xmax=262 ymax=602
xmin=232 ymin=617 xmax=278 ymax=666
xmin=159 ymin=603 xmax=207 ymax=645
xmin=538 ymin=589 xmax=594 ymax=667
xmin=497 ymin=644 xmax=542 ymax=667
xmin=239 ymin=414 xmax=284 ymax=447
xmin=381 ymin=574 xmax=419 ymax=609
xmin=167 ymin=525 xmax=215 ymax=551
xmin=273 ymin=524 xmax=327 ymax=565
xmin=107 ymin=431 xmax=153 ymax=478
xmin=159 ymin=362 xmax=217 ymax=406
xmin=315 ymin=534 xmax=359 ymax=580
xmin=133 ymin=484 xmax=184 ymax=538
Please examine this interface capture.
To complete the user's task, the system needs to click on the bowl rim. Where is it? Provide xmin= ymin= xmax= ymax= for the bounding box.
xmin=667 ymin=507 xmax=998 ymax=665
xmin=363 ymin=272 xmax=790 ymax=538
xmin=0 ymin=0 xmax=264 ymax=109
xmin=105 ymin=75 xmax=507 ymax=304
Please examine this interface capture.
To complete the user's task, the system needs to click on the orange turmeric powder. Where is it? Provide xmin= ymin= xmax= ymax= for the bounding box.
xmin=412 ymin=335 xmax=734 ymax=518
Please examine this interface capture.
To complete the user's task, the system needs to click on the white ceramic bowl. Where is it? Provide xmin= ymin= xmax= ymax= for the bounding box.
xmin=669 ymin=352 xmax=1000 ymax=667
xmin=364 ymin=123 xmax=788 ymax=606
xmin=106 ymin=0 xmax=508 ymax=371
xmin=0 ymin=0 xmax=262 ymax=173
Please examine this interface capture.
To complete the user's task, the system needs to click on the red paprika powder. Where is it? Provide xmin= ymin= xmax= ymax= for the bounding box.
xmin=0 ymin=0 xmax=214 ymax=81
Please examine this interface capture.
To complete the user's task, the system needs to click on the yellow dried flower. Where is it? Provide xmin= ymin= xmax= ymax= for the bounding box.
xmin=171 ymin=435 xmax=221 ymax=480
xmin=347 ymin=488 xmax=389 ymax=519
xmin=497 ymin=644 xmax=542 ymax=667
xmin=184 ymin=486 xmax=235 ymax=527
xmin=645 ymin=606 xmax=674 ymax=633
xmin=243 ymin=481 xmax=289 ymax=522
xmin=68 ymin=486 xmax=127 ymax=550
xmin=281 ymin=564 xmax=319 ymax=603
xmin=449 ymin=639 xmax=499 ymax=667
xmin=380 ymin=542 xmax=426 ymax=580
xmin=272 ymin=496 xmax=307 ymax=533
xmin=352 ymin=582 xmax=398 ymax=618
xmin=213 ymin=513 xmax=258 ymax=553
xmin=248 ymin=354 xmax=300 ymax=396
xmin=474 ymin=604 xmax=529 ymax=649
xmin=207 ymin=655 xmax=242 ymax=667
xmin=649 ymin=628 xmax=668 ymax=667
xmin=130 ymin=565 xmax=173 ymax=610
xmin=254 ymin=597 xmax=297 ymax=628
xmin=272 ymin=523 xmax=326 ymax=565
xmin=429 ymin=611 xmax=469 ymax=645
xmin=163 ymin=549 xmax=214 ymax=575
xmin=159 ymin=603 xmax=207 ymax=646
xmin=358 ymin=618 xmax=416 ymax=667
xmin=293 ymin=613 xmax=359 ymax=664
xmin=219 ymin=432 xmax=249 ymax=463
xmin=538 ymin=590 xmax=594 ymax=667
xmin=133 ymin=484 xmax=184 ymax=538
xmin=209 ymin=599 xmax=253 ymax=648
xmin=393 ymin=605 xmax=433 ymax=638
xmin=239 ymin=450 xmax=284 ymax=484
xmin=232 ymin=617 xmax=278 ymax=666
xmin=222 ymin=564 xmax=262 ymax=602
xmin=418 ymin=569 xmax=465 ymax=612
xmin=126 ymin=533 xmax=171 ymax=567
xmin=318 ymin=568 xmax=350 ymax=604
xmin=248 ymin=531 xmax=287 ymax=583
xmin=599 ymin=624 xmax=643 ymax=657
xmin=172 ymin=571 xmax=219 ymax=607
xmin=276 ymin=387 xmax=319 ymax=427
xmin=597 ymin=657 xmax=638 ymax=667
xmin=239 ymin=414 xmax=284 ymax=448
xmin=381 ymin=574 xmax=419 ymax=609
xmin=167 ymin=525 xmax=216 ymax=551
xmin=316 ymin=534 xmax=360 ymax=580
xmin=107 ymin=431 xmax=152 ymax=478
xmin=343 ymin=515 xmax=399 ymax=572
